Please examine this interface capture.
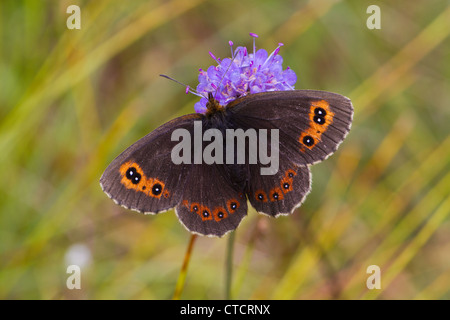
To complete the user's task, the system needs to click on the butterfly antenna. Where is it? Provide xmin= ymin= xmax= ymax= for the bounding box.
xmin=159 ymin=74 xmax=205 ymax=98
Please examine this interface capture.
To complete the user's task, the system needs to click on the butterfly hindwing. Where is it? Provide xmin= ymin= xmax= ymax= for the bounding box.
xmin=247 ymin=163 xmax=311 ymax=217
xmin=175 ymin=163 xmax=248 ymax=237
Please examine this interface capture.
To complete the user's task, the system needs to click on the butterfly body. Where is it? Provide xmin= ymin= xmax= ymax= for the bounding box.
xmin=100 ymin=90 xmax=353 ymax=237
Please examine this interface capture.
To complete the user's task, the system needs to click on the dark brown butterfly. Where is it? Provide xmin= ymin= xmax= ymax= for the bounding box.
xmin=100 ymin=90 xmax=353 ymax=237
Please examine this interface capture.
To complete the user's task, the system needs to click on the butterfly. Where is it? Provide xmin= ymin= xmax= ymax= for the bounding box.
xmin=100 ymin=90 xmax=353 ymax=237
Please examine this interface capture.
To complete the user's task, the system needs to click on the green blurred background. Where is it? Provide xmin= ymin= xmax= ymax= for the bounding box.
xmin=0 ymin=0 xmax=449 ymax=300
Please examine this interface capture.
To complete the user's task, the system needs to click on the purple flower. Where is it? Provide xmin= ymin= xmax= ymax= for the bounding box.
xmin=193 ymin=33 xmax=297 ymax=114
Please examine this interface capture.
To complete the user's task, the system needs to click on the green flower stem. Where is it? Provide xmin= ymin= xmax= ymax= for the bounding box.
xmin=173 ymin=234 xmax=197 ymax=300
xmin=225 ymin=231 xmax=236 ymax=299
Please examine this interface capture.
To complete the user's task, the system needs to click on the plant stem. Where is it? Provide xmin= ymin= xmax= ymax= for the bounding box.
xmin=225 ymin=231 xmax=236 ymax=299
xmin=173 ymin=234 xmax=197 ymax=300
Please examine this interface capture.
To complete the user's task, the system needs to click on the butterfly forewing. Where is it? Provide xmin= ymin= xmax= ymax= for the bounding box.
xmin=228 ymin=90 xmax=353 ymax=166
xmin=100 ymin=114 xmax=201 ymax=214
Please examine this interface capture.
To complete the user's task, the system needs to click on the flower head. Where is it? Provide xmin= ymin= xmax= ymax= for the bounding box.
xmin=193 ymin=33 xmax=297 ymax=113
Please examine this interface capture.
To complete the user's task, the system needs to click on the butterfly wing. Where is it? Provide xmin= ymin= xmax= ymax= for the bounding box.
xmin=247 ymin=163 xmax=311 ymax=217
xmin=100 ymin=113 xmax=248 ymax=237
xmin=228 ymin=90 xmax=353 ymax=166
xmin=100 ymin=114 xmax=201 ymax=214
xmin=175 ymin=163 xmax=248 ymax=237
xmin=226 ymin=89 xmax=352 ymax=217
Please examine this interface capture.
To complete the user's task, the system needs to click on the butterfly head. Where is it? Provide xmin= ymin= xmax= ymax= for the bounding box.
xmin=205 ymin=92 xmax=225 ymax=116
